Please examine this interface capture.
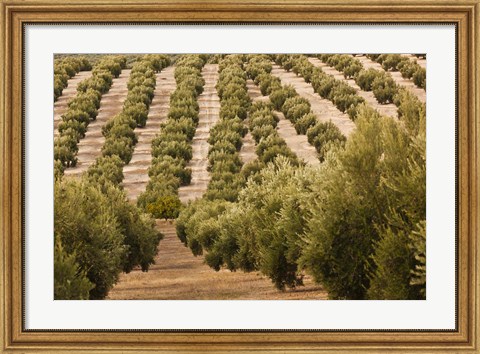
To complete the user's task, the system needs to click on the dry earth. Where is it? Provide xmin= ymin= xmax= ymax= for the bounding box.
xmin=65 ymin=69 xmax=132 ymax=176
xmin=107 ymin=220 xmax=328 ymax=300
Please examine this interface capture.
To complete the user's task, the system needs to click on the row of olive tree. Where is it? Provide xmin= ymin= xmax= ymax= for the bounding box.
xmin=54 ymin=176 xmax=162 ymax=299
xmin=367 ymin=54 xmax=426 ymax=90
xmin=137 ymin=55 xmax=207 ymax=220
xmin=54 ymin=56 xmax=127 ymax=173
xmin=251 ymin=55 xmax=347 ymax=162
xmin=54 ymin=56 xmax=92 ymax=101
xmin=54 ymin=55 xmax=170 ymax=300
xmin=101 ymin=55 xmax=171 ymax=165
xmin=177 ymin=55 xmax=308 ymax=288
xmin=176 ymin=55 xmax=252 ymax=259
xmin=277 ymin=54 xmax=367 ymax=120
xmin=176 ymin=54 xmax=426 ymax=299
xmin=314 ymin=54 xmax=426 ymax=130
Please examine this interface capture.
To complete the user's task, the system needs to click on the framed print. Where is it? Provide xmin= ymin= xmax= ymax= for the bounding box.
xmin=1 ymin=0 xmax=479 ymax=352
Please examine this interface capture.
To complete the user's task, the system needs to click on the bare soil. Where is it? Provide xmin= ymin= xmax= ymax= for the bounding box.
xmin=53 ymin=71 xmax=93 ymax=136
xmin=309 ymin=58 xmax=398 ymax=119
xmin=355 ymin=55 xmax=426 ymax=103
xmin=178 ymin=64 xmax=221 ymax=204
xmin=64 ymin=69 xmax=131 ymax=176
xmin=271 ymin=64 xmax=356 ymax=137
xmin=122 ymin=67 xmax=176 ymax=201
xmin=107 ymin=220 xmax=328 ymax=300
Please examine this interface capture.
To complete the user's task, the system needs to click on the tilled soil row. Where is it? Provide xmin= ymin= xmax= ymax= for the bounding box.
xmin=354 ymin=55 xmax=426 ymax=103
xmin=107 ymin=220 xmax=328 ymax=300
xmin=271 ymin=64 xmax=356 ymax=137
xmin=178 ymin=64 xmax=221 ymax=204
xmin=53 ymin=71 xmax=93 ymax=136
xmin=122 ymin=67 xmax=177 ymax=201
xmin=64 ymin=69 xmax=132 ymax=177
xmin=308 ymin=58 xmax=398 ymax=119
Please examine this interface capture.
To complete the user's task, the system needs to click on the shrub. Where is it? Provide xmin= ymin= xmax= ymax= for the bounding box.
xmin=397 ymin=60 xmax=418 ymax=79
xmin=58 ymin=120 xmax=87 ymax=139
xmin=152 ymin=139 xmax=193 ymax=161
xmin=294 ymin=113 xmax=317 ymax=134
xmin=102 ymin=137 xmax=134 ymax=163
xmin=123 ymin=102 xmax=149 ymax=127
xmin=355 ymin=68 xmax=381 ymax=91
xmin=87 ymin=155 xmax=125 ymax=186
xmin=412 ymin=67 xmax=426 ymax=89
xmin=256 ymin=74 xmax=282 ymax=96
xmin=251 ymin=124 xmax=277 ymax=143
xmin=269 ymin=85 xmax=297 ymax=110
xmin=381 ymin=54 xmax=407 ymax=71
xmin=343 ymin=61 xmax=363 ymax=79
xmin=284 ymin=102 xmax=311 ymax=123
xmin=372 ymin=74 xmax=398 ymax=104
xmin=160 ymin=118 xmax=196 ymax=141
xmin=146 ymin=195 xmax=183 ymax=220
xmin=306 ymin=121 xmax=346 ymax=161
xmin=311 ymin=72 xmax=336 ymax=99
xmin=54 ymin=144 xmax=77 ymax=167
xmin=148 ymin=155 xmax=192 ymax=186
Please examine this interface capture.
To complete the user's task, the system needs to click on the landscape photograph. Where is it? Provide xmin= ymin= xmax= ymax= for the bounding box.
xmin=53 ymin=53 xmax=426 ymax=301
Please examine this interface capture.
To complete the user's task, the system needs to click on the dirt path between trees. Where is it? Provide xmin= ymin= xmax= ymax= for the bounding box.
xmin=308 ymin=58 xmax=398 ymax=119
xmin=178 ymin=64 xmax=220 ymax=204
xmin=271 ymin=65 xmax=356 ymax=137
xmin=54 ymin=71 xmax=93 ymax=136
xmin=64 ymin=69 xmax=131 ymax=177
xmin=354 ymin=55 xmax=426 ymax=104
xmin=122 ymin=67 xmax=176 ymax=201
xmin=107 ymin=220 xmax=328 ymax=300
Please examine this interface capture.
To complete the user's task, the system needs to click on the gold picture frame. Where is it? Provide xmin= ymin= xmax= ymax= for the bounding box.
xmin=1 ymin=0 xmax=479 ymax=352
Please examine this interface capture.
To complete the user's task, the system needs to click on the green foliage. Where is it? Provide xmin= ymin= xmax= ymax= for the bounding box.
xmin=372 ymin=74 xmax=398 ymax=104
xmin=306 ymin=121 xmax=346 ymax=161
xmin=86 ymin=155 xmax=124 ymax=186
xmin=355 ymin=68 xmax=381 ymax=91
xmin=54 ymin=178 xmax=126 ymax=299
xmin=393 ymin=88 xmax=426 ymax=135
xmin=269 ymin=85 xmax=297 ymax=110
xmin=54 ymin=239 xmax=94 ymax=300
xmin=55 ymin=177 xmax=162 ymax=298
xmin=300 ymin=106 xmax=388 ymax=299
xmin=146 ymin=195 xmax=183 ymax=220
xmin=409 ymin=220 xmax=426 ymax=298
xmin=381 ymin=54 xmax=408 ymax=71
xmin=148 ymin=155 xmax=192 ymax=186
xmin=412 ymin=67 xmax=426 ymax=89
